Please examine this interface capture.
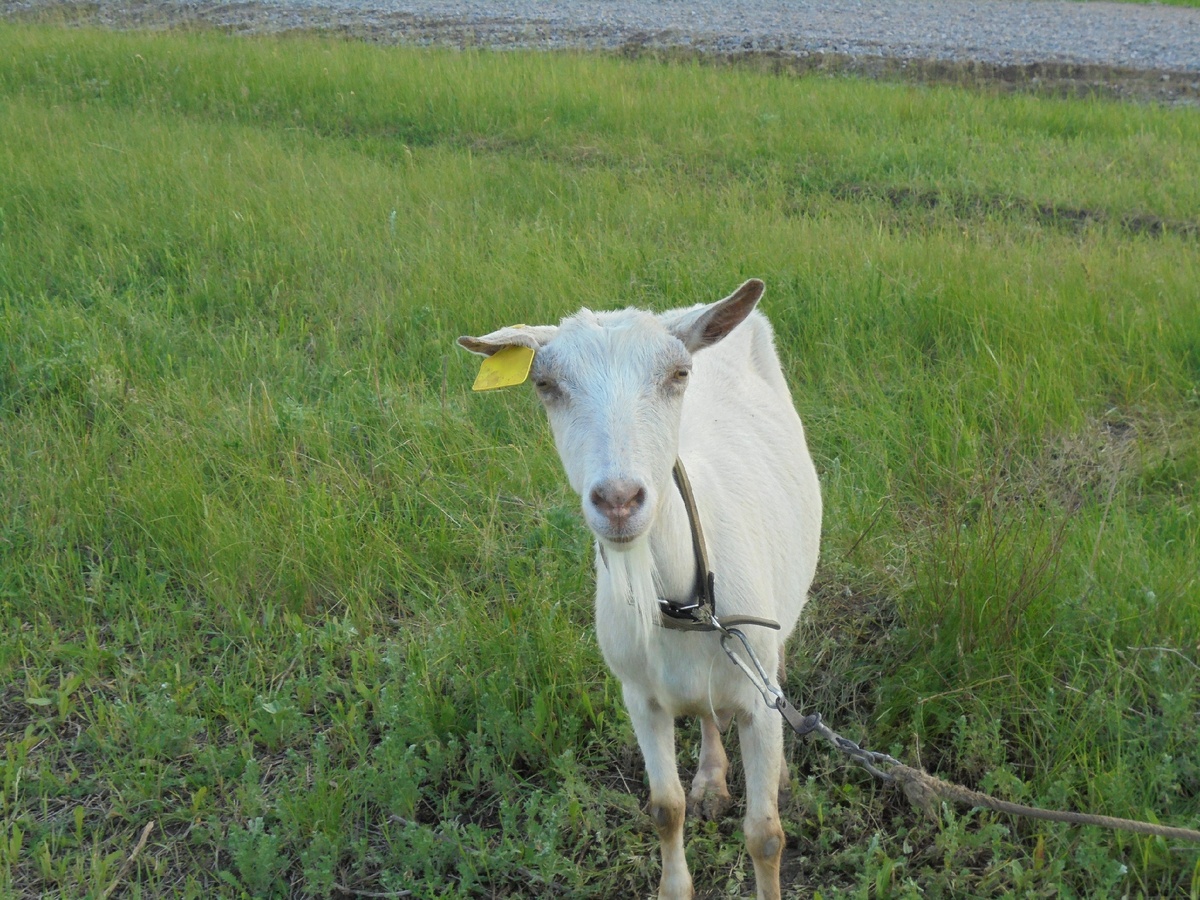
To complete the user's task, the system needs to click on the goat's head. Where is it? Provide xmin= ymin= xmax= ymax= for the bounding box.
xmin=459 ymin=279 xmax=764 ymax=550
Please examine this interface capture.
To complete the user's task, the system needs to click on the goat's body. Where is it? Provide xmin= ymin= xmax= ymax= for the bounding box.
xmin=460 ymin=281 xmax=821 ymax=900
xmin=595 ymin=309 xmax=820 ymax=711
xmin=590 ymin=308 xmax=820 ymax=900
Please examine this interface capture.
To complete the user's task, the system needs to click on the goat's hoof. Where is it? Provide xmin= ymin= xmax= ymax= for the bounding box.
xmin=656 ymin=875 xmax=695 ymax=900
xmin=686 ymin=787 xmax=733 ymax=821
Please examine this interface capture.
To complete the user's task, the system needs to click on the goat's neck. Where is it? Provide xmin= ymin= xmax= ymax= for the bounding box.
xmin=647 ymin=475 xmax=702 ymax=605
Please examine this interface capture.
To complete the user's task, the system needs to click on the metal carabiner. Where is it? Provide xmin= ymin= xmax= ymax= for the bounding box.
xmin=719 ymin=626 xmax=785 ymax=709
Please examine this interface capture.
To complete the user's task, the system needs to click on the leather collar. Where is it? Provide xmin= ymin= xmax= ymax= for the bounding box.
xmin=657 ymin=460 xmax=780 ymax=633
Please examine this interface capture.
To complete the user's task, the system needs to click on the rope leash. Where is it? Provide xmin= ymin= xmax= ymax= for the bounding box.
xmin=715 ymin=617 xmax=1200 ymax=844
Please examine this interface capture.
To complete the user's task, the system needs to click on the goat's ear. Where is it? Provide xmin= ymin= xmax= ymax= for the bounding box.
xmin=664 ymin=279 xmax=764 ymax=352
xmin=457 ymin=325 xmax=559 ymax=357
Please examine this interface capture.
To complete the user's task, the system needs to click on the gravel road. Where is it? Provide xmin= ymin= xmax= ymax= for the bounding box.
xmin=6 ymin=0 xmax=1200 ymax=100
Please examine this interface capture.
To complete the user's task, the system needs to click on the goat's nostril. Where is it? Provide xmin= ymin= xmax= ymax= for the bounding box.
xmin=591 ymin=481 xmax=646 ymax=521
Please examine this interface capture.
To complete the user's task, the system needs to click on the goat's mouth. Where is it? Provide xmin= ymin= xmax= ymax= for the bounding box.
xmin=593 ymin=525 xmax=649 ymax=549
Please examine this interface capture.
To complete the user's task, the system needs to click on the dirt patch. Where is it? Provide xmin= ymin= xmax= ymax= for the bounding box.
xmin=624 ymin=45 xmax=1200 ymax=108
xmin=825 ymin=183 xmax=1200 ymax=238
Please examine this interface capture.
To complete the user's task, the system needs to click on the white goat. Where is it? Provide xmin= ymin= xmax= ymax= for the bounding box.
xmin=459 ymin=279 xmax=821 ymax=900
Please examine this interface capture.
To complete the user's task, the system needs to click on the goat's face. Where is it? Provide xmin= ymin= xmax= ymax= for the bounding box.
xmin=459 ymin=279 xmax=765 ymax=551
xmin=531 ymin=309 xmax=690 ymax=546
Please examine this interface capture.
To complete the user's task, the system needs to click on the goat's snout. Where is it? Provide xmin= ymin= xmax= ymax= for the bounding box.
xmin=589 ymin=480 xmax=647 ymax=533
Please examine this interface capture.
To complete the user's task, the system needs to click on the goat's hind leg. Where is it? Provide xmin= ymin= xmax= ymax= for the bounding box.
xmin=687 ymin=714 xmax=733 ymax=820
xmin=625 ymin=689 xmax=693 ymax=899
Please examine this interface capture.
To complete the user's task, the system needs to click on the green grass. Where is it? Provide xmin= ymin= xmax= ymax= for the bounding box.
xmin=1 ymin=22 xmax=1198 ymax=898
xmin=1105 ymin=0 xmax=1200 ymax=7
xmin=1104 ymin=0 xmax=1200 ymax=7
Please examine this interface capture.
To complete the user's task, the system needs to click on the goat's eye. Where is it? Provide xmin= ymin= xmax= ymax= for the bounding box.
xmin=533 ymin=377 xmax=560 ymax=398
xmin=662 ymin=366 xmax=690 ymax=393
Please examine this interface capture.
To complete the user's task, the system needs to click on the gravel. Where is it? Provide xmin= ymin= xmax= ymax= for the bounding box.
xmin=6 ymin=0 xmax=1200 ymax=95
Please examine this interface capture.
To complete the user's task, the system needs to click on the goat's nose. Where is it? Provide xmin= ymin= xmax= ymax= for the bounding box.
xmin=589 ymin=480 xmax=647 ymax=525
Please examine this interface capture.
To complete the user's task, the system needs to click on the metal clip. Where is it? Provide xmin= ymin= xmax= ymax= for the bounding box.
xmin=775 ymin=695 xmax=823 ymax=736
xmin=719 ymin=626 xmax=785 ymax=709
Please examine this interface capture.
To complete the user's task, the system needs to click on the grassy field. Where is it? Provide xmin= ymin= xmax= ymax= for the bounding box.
xmin=1 ymin=22 xmax=1199 ymax=898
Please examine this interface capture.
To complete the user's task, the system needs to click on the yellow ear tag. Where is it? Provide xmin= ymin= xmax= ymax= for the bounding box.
xmin=472 ymin=345 xmax=536 ymax=392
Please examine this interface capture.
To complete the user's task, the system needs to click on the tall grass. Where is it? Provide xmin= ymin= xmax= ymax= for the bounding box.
xmin=1 ymin=23 xmax=1198 ymax=898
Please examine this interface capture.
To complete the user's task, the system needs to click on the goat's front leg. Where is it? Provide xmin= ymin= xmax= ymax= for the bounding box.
xmin=625 ymin=688 xmax=693 ymax=899
xmin=737 ymin=708 xmax=786 ymax=900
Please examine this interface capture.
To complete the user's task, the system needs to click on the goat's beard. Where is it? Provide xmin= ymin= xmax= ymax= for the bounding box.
xmin=597 ymin=537 xmax=661 ymax=647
